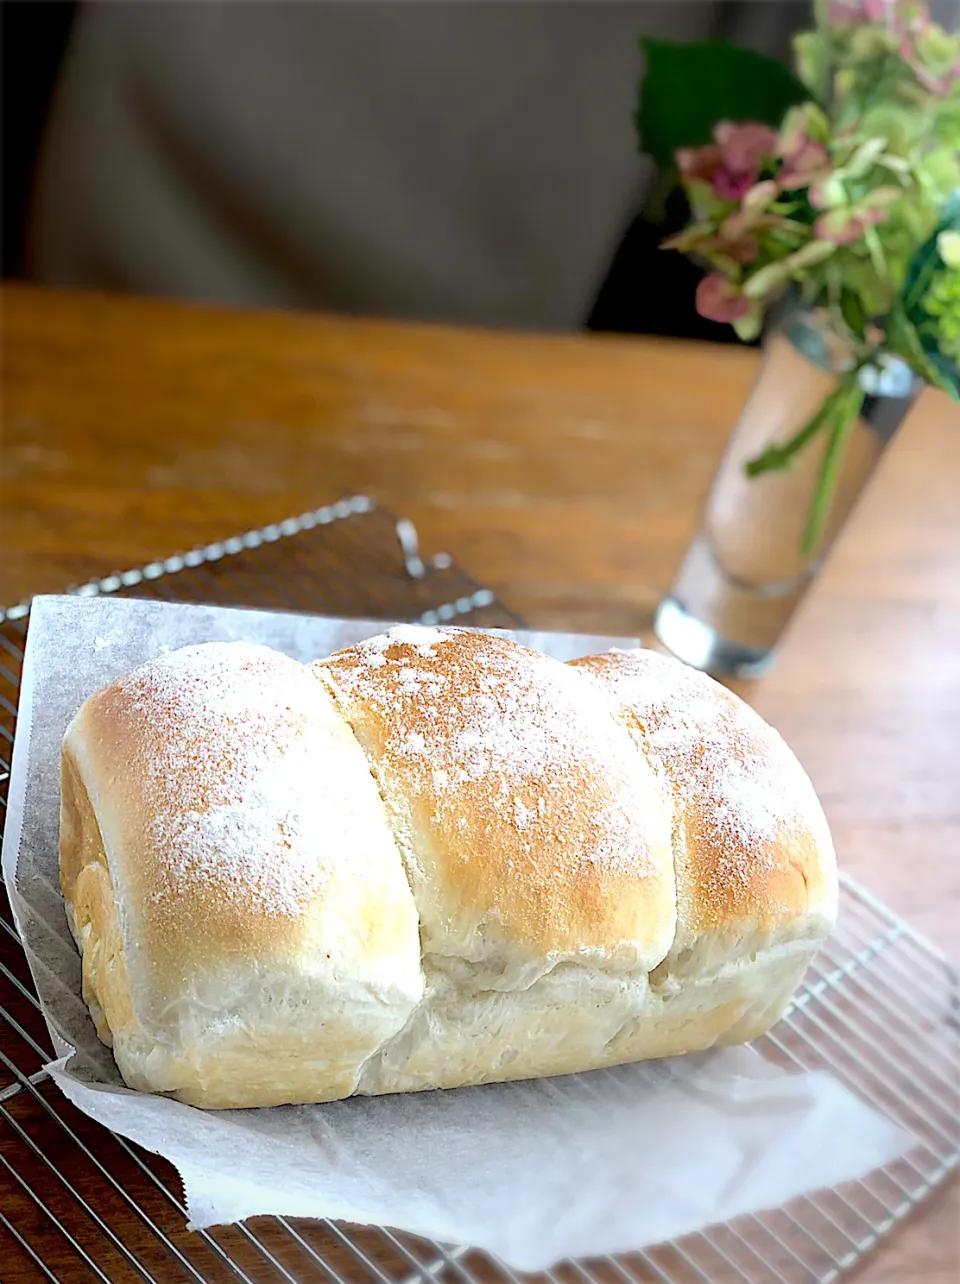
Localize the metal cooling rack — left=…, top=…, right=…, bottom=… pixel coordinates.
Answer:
left=0, top=498, right=957, bottom=1284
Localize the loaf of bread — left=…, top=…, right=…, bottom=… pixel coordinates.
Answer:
left=60, top=627, right=837, bottom=1108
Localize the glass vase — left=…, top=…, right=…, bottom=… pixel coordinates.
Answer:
left=654, top=307, right=921, bottom=678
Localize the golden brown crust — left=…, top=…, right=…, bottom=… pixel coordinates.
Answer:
left=60, top=745, right=137, bottom=1045
left=317, top=629, right=677, bottom=969
left=571, top=650, right=837, bottom=949
left=59, top=632, right=836, bottom=1108
left=59, top=641, right=424, bottom=1105
left=66, top=648, right=334, bottom=986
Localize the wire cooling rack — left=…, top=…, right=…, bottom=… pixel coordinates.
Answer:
left=1, top=498, right=957, bottom=1284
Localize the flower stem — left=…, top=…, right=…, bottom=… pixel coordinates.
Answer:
left=801, top=374, right=864, bottom=557
left=743, top=377, right=855, bottom=477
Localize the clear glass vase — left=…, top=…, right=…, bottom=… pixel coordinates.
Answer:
left=654, top=307, right=921, bottom=678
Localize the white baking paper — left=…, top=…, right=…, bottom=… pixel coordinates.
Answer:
left=3, top=595, right=913, bottom=1271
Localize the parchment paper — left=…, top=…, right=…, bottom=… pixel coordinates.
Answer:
left=2, top=595, right=912, bottom=1270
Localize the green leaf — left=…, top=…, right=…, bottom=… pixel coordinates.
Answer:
left=793, top=30, right=831, bottom=103
left=840, top=288, right=867, bottom=340
left=887, top=307, right=960, bottom=400
left=636, top=38, right=810, bottom=172
left=901, top=192, right=960, bottom=316
left=888, top=195, right=960, bottom=400
left=900, top=226, right=944, bottom=317
left=923, top=348, right=960, bottom=399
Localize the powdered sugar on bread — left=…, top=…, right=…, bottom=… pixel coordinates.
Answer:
left=60, top=629, right=837, bottom=1108
left=319, top=629, right=677, bottom=964
left=573, top=648, right=836, bottom=940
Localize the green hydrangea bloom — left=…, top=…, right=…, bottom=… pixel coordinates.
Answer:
left=915, top=260, right=960, bottom=362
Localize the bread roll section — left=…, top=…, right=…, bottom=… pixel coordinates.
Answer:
left=60, top=629, right=837, bottom=1108
left=317, top=628, right=676, bottom=1093
left=60, top=642, right=423, bottom=1108
left=573, top=650, right=838, bottom=1060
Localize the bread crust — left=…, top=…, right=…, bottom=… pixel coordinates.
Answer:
left=60, top=641, right=423, bottom=1107
left=59, top=631, right=837, bottom=1107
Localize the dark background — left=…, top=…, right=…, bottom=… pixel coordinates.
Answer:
left=0, top=0, right=738, bottom=343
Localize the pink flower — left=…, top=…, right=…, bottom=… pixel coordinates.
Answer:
left=676, top=122, right=779, bottom=206
left=864, top=0, right=898, bottom=19
left=828, top=2, right=866, bottom=22
left=695, top=274, right=752, bottom=324
left=778, top=141, right=832, bottom=190
left=713, top=168, right=755, bottom=202
left=900, top=36, right=960, bottom=92
left=714, top=121, right=780, bottom=175
left=829, top=0, right=939, bottom=34
left=677, top=144, right=722, bottom=178
left=813, top=186, right=901, bottom=242
left=829, top=0, right=901, bottom=23
left=776, top=108, right=832, bottom=191
left=814, top=205, right=889, bottom=244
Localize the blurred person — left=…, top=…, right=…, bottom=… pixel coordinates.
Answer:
left=26, top=1, right=816, bottom=331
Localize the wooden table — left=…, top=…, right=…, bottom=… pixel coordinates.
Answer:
left=1, top=283, right=958, bottom=1282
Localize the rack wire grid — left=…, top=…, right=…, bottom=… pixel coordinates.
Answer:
left=0, top=497, right=957, bottom=1284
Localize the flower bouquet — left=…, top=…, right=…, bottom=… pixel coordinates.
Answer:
left=638, top=0, right=959, bottom=557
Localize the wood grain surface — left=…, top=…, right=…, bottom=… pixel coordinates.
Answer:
left=1, top=283, right=957, bottom=1283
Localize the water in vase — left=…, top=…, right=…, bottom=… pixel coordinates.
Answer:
left=656, top=313, right=919, bottom=678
